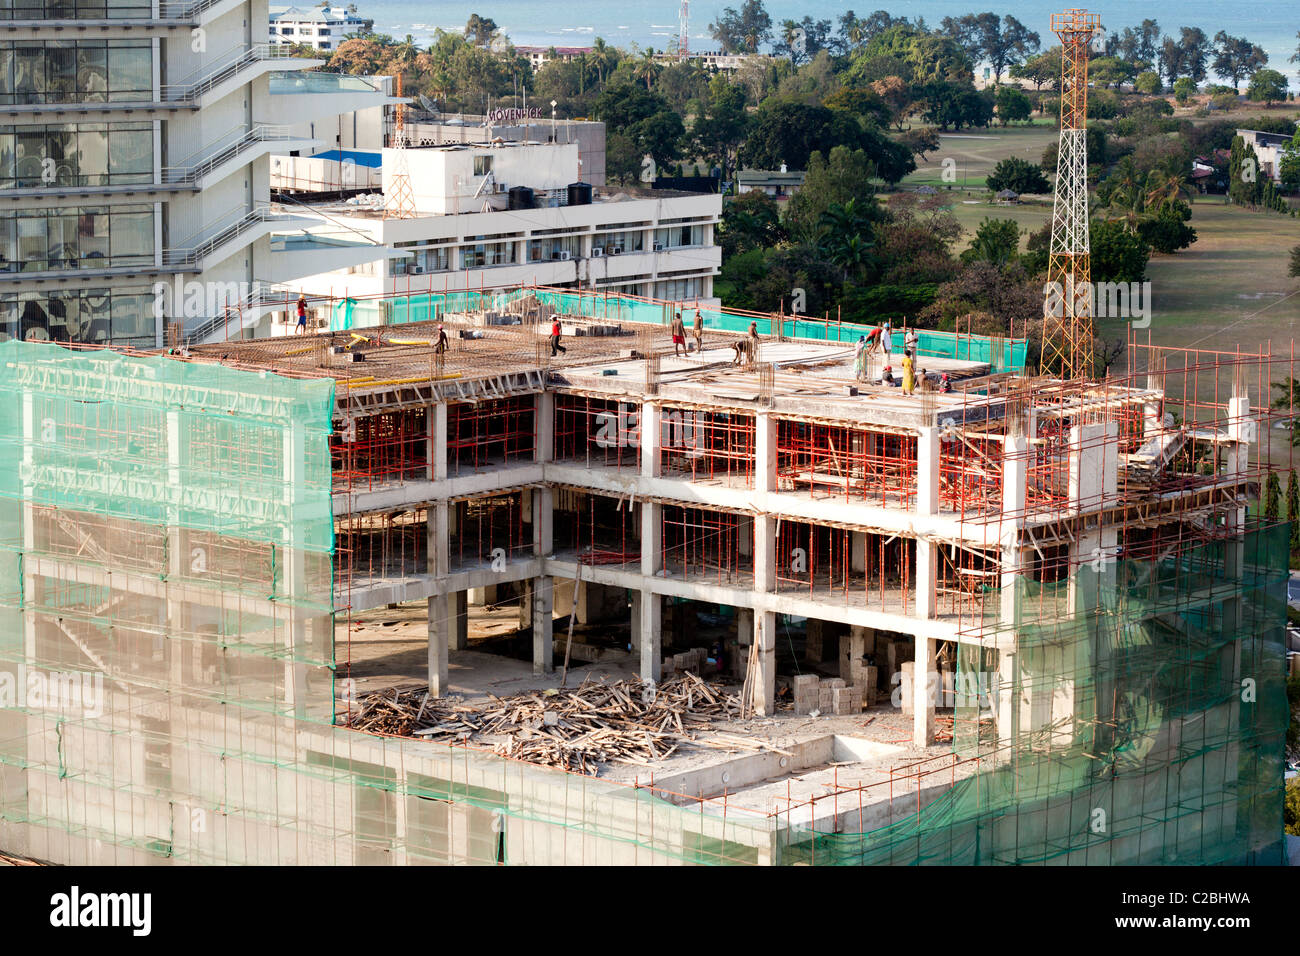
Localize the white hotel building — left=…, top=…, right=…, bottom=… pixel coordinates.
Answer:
left=282, top=140, right=722, bottom=314
left=0, top=0, right=398, bottom=347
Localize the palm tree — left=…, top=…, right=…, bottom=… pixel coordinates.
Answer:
left=635, top=49, right=660, bottom=92
left=591, top=37, right=613, bottom=86
left=1143, top=171, right=1191, bottom=210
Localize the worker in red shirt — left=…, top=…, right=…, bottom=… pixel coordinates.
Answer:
left=550, top=318, right=566, bottom=356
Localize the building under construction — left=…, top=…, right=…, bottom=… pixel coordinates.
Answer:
left=0, top=286, right=1291, bottom=865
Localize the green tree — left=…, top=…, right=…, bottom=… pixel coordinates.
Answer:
left=709, top=0, right=772, bottom=54
left=594, top=83, right=683, bottom=172
left=1247, top=68, right=1288, bottom=106
left=1134, top=71, right=1162, bottom=95
left=1089, top=56, right=1136, bottom=90
left=604, top=131, right=641, bottom=186
left=1289, top=244, right=1300, bottom=278
left=691, top=76, right=750, bottom=179
left=784, top=146, right=884, bottom=240
left=633, top=49, right=661, bottom=92
left=717, top=191, right=786, bottom=258
left=1211, top=31, right=1268, bottom=91
left=1089, top=218, right=1151, bottom=283
left=986, top=156, right=1050, bottom=194
left=1287, top=468, right=1299, bottom=554
left=1010, top=48, right=1061, bottom=94
left=961, top=217, right=1021, bottom=266
left=1264, top=471, right=1282, bottom=519
left=1173, top=77, right=1196, bottom=104
left=817, top=199, right=878, bottom=280
left=941, top=13, right=1040, bottom=82
left=994, top=85, right=1032, bottom=125
left=1229, top=135, right=1264, bottom=206
left=463, top=14, right=498, bottom=47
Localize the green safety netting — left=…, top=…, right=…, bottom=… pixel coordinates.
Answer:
left=784, top=521, right=1290, bottom=865
left=0, top=341, right=1285, bottom=865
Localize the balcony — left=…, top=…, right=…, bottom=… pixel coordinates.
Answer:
left=0, top=44, right=319, bottom=119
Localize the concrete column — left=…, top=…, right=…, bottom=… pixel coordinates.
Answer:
left=432, top=401, right=448, bottom=482
left=532, top=487, right=553, bottom=558
left=1000, top=433, right=1029, bottom=628
left=752, top=610, right=777, bottom=716
left=640, top=402, right=661, bottom=478
left=638, top=591, right=661, bottom=681
left=630, top=590, right=641, bottom=653
left=1068, top=422, right=1115, bottom=515
left=535, top=391, right=554, bottom=462
left=913, top=634, right=935, bottom=747
left=755, top=412, right=778, bottom=493
left=427, top=500, right=451, bottom=696
left=427, top=595, right=449, bottom=696
left=915, top=425, right=940, bottom=516
left=282, top=419, right=308, bottom=715
left=995, top=649, right=1019, bottom=757
left=915, top=540, right=937, bottom=620
left=754, top=515, right=775, bottom=591
left=449, top=590, right=468, bottom=651
left=531, top=576, right=553, bottom=674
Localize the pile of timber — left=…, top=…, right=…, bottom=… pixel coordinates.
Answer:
left=345, top=673, right=744, bottom=775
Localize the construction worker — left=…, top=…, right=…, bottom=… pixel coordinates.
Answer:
left=550, top=317, right=566, bottom=356
left=853, top=334, right=869, bottom=382
left=902, top=350, right=916, bottom=395
left=863, top=324, right=883, bottom=355
left=746, top=321, right=760, bottom=364
left=939, top=373, right=952, bottom=393
left=670, top=311, right=687, bottom=357
left=904, top=327, right=918, bottom=354
left=692, top=309, right=704, bottom=354
left=434, top=323, right=449, bottom=353
left=880, top=364, right=897, bottom=386
left=731, top=339, right=746, bottom=366
left=295, top=295, right=309, bottom=334
left=880, top=321, right=893, bottom=359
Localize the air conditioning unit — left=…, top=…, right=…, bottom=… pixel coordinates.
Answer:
left=556, top=250, right=572, bottom=261
left=609, top=246, right=622, bottom=256
left=412, top=266, right=425, bottom=274
left=653, top=241, right=664, bottom=252
left=591, top=246, right=604, bottom=257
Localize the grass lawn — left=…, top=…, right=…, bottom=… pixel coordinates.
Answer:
left=900, top=122, right=1060, bottom=192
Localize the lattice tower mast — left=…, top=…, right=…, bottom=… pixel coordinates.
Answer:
left=1042, top=8, right=1101, bottom=380
left=386, top=72, right=417, bottom=219
left=679, top=1, right=690, bottom=61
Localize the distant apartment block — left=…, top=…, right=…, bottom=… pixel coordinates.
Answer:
left=269, top=4, right=373, bottom=52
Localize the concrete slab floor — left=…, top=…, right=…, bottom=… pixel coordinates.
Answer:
left=335, top=600, right=971, bottom=825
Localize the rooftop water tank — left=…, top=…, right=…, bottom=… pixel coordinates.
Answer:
left=508, top=186, right=534, bottom=210
left=567, top=181, right=593, bottom=206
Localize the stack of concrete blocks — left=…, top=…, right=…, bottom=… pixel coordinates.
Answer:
left=793, top=675, right=863, bottom=716
left=832, top=685, right=863, bottom=716
left=793, top=674, right=819, bottom=714
left=848, top=661, right=879, bottom=707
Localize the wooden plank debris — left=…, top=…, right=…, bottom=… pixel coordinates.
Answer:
left=344, top=673, right=744, bottom=775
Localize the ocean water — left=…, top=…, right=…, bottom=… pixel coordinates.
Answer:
left=364, top=0, right=1300, bottom=80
